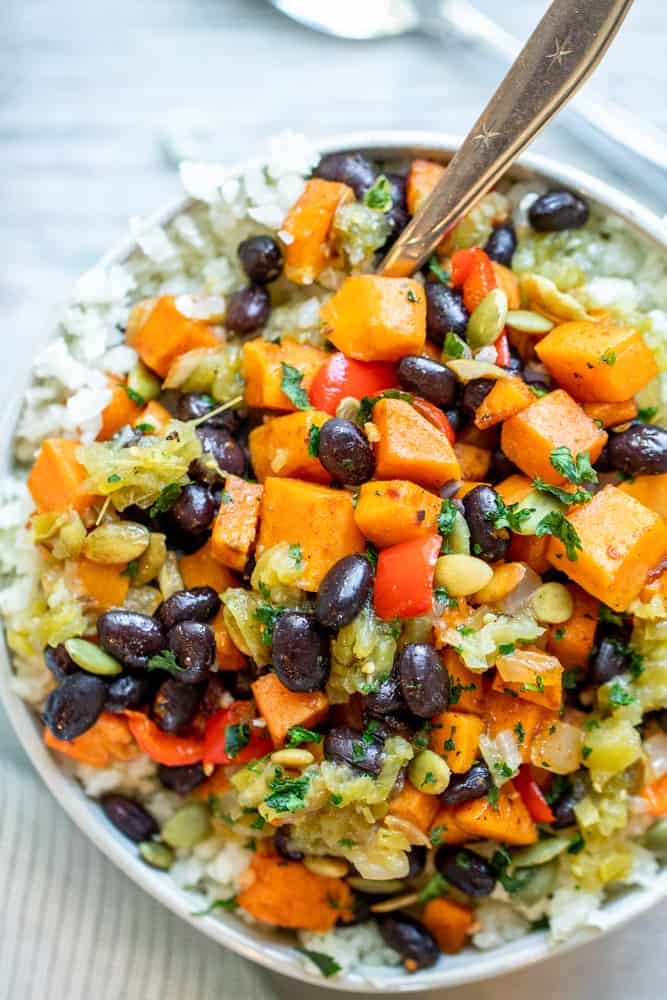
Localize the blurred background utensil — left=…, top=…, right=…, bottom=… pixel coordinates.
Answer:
left=270, top=0, right=667, bottom=205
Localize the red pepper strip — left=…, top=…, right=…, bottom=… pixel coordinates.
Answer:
left=450, top=247, right=481, bottom=287
left=203, top=702, right=272, bottom=766
left=494, top=331, right=511, bottom=368
left=450, top=247, right=497, bottom=313
left=642, top=774, right=667, bottom=817
left=309, top=353, right=398, bottom=415
left=125, top=711, right=204, bottom=766
left=411, top=397, right=456, bottom=444
left=514, top=765, right=556, bottom=824
left=374, top=534, right=441, bottom=621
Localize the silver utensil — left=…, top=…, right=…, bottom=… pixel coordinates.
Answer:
left=270, top=0, right=667, bottom=203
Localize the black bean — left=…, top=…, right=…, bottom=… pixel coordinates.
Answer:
left=274, top=824, right=304, bottom=861
left=370, top=713, right=419, bottom=741
left=425, top=283, right=469, bottom=343
left=607, top=424, right=667, bottom=477
left=176, top=392, right=246, bottom=433
left=167, top=621, right=216, bottom=683
left=529, top=190, right=589, bottom=232
left=44, top=643, right=78, bottom=681
left=523, top=361, right=552, bottom=392
left=238, top=235, right=283, bottom=285
left=406, top=845, right=427, bottom=880
left=324, top=726, right=385, bottom=775
left=157, top=762, right=206, bottom=794
left=272, top=612, right=330, bottom=692
left=362, top=668, right=407, bottom=718
left=220, top=668, right=254, bottom=701
left=151, top=678, right=206, bottom=733
left=225, top=286, right=270, bottom=334
left=169, top=483, right=217, bottom=535
left=317, top=418, right=375, bottom=485
left=384, top=172, right=409, bottom=242
left=489, top=448, right=518, bottom=482
left=462, top=378, right=495, bottom=418
left=377, top=914, right=439, bottom=972
left=589, top=635, right=627, bottom=686
left=156, top=587, right=221, bottom=630
left=551, top=774, right=587, bottom=829
left=435, top=846, right=497, bottom=897
left=655, top=709, right=667, bottom=733
left=101, top=794, right=158, bottom=843
left=462, top=485, right=510, bottom=562
left=397, top=643, right=448, bottom=719
left=315, top=554, right=373, bottom=630
left=189, top=425, right=245, bottom=485
left=397, top=355, right=458, bottom=408
left=483, top=222, right=517, bottom=266
left=440, top=762, right=492, bottom=806
left=104, top=672, right=155, bottom=713
left=200, top=674, right=227, bottom=717
left=97, top=610, right=165, bottom=670
left=444, top=408, right=464, bottom=434
left=314, top=152, right=377, bottom=199
left=43, top=674, right=106, bottom=741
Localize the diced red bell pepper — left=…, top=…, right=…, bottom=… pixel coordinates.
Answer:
left=203, top=701, right=272, bottom=765
left=450, top=247, right=481, bottom=287
left=374, top=534, right=441, bottom=620
left=514, top=765, right=556, bottom=824
left=494, top=331, right=511, bottom=368
left=411, top=397, right=456, bottom=444
left=309, top=353, right=397, bottom=415
left=451, top=247, right=497, bottom=313
left=125, top=711, right=204, bottom=766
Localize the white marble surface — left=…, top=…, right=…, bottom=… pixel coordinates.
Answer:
left=1, top=1, right=666, bottom=997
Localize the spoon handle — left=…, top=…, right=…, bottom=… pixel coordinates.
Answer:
left=380, top=0, right=634, bottom=277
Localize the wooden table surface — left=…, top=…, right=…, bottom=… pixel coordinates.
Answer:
left=1, top=1, right=665, bottom=998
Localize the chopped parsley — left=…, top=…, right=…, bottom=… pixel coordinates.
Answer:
left=416, top=873, right=449, bottom=903
left=307, top=424, right=320, bottom=457
left=637, top=406, right=658, bottom=423
left=149, top=482, right=184, bottom=516
left=428, top=255, right=450, bottom=284
left=107, top=473, right=121, bottom=483
left=548, top=446, right=597, bottom=486
left=599, top=349, right=617, bottom=365
left=135, top=422, right=156, bottom=433
left=487, top=785, right=500, bottom=811
left=264, top=774, right=309, bottom=813
left=121, top=559, right=139, bottom=580
left=494, top=762, right=514, bottom=779
left=147, top=649, right=183, bottom=674
left=364, top=174, right=393, bottom=212
left=406, top=289, right=420, bottom=304
left=280, top=363, right=311, bottom=410
left=607, top=681, right=637, bottom=706
left=286, top=726, right=322, bottom=748
left=357, top=389, right=413, bottom=426
left=582, top=746, right=592, bottom=760
left=443, top=331, right=465, bottom=359
left=430, top=825, right=445, bottom=846
left=584, top=718, right=601, bottom=732
left=543, top=775, right=570, bottom=806
left=514, top=721, right=525, bottom=746
left=289, top=543, right=303, bottom=569
left=364, top=542, right=378, bottom=570
left=491, top=847, right=531, bottom=894
left=486, top=494, right=534, bottom=533
left=498, top=642, right=516, bottom=656
left=434, top=586, right=458, bottom=609
left=220, top=489, right=233, bottom=504
left=254, top=603, right=283, bottom=644
left=448, top=679, right=477, bottom=706
left=562, top=670, right=579, bottom=689
left=567, top=831, right=585, bottom=855
left=438, top=498, right=458, bottom=539
left=338, top=837, right=356, bottom=848
left=329, top=793, right=343, bottom=807
left=421, top=771, right=437, bottom=787
left=553, top=627, right=565, bottom=640
left=521, top=675, right=545, bottom=694
left=535, top=511, right=582, bottom=561
left=224, top=722, right=251, bottom=759
left=598, top=604, right=624, bottom=627
left=533, top=476, right=593, bottom=506
left=192, top=896, right=238, bottom=916
left=125, top=385, right=144, bottom=406
left=249, top=813, right=266, bottom=831
left=297, top=949, right=341, bottom=978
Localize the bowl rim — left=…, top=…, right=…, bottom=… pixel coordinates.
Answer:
left=1, top=129, right=666, bottom=993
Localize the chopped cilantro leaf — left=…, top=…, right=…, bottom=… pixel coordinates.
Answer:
left=254, top=603, right=282, bottom=644
left=147, top=649, right=183, bottom=674
left=308, top=425, right=320, bottom=457
left=567, top=831, right=585, bottom=854
left=288, top=543, right=303, bottom=569
left=364, top=542, right=378, bottom=570
left=407, top=289, right=419, bottom=304
left=430, top=825, right=445, bottom=846
left=428, top=255, right=450, bottom=283
left=535, top=511, right=582, bottom=561
left=364, top=174, right=393, bottom=212
left=264, top=774, right=309, bottom=813
left=487, top=785, right=500, bottom=811
left=553, top=627, right=565, bottom=640
left=607, top=681, right=636, bottom=706
left=548, top=446, right=597, bottom=486
left=125, top=385, right=144, bottom=406
left=280, top=363, right=311, bottom=410
left=298, top=949, right=341, bottom=978
left=192, top=896, right=238, bottom=916
left=225, top=722, right=251, bottom=758
left=498, top=642, right=516, bottom=656
left=443, top=331, right=465, bottom=359
left=598, top=604, right=624, bottom=627
left=533, top=476, right=593, bottom=506
left=286, top=726, right=322, bottom=748
left=514, top=722, right=525, bottom=746
left=637, top=406, right=658, bottom=423
left=357, top=389, right=413, bottom=426
left=416, top=873, right=449, bottom=903
left=150, top=482, right=184, bottom=517
left=486, top=494, right=534, bottom=533
left=121, top=559, right=139, bottom=580
left=599, top=349, right=617, bottom=365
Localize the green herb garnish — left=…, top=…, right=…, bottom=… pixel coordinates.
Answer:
left=535, top=511, right=582, bottom=561
left=286, top=725, right=322, bottom=748
left=280, top=363, right=311, bottom=410
left=150, top=482, right=184, bottom=517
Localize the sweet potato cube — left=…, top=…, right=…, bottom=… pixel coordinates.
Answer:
left=582, top=399, right=638, bottom=428
left=474, top=377, right=534, bottom=430
left=453, top=443, right=491, bottom=482
left=508, top=533, right=551, bottom=575
left=237, top=855, right=353, bottom=931
left=256, top=478, right=364, bottom=591
left=494, top=648, right=563, bottom=711
left=452, top=781, right=537, bottom=846
left=406, top=158, right=445, bottom=215
left=547, top=584, right=598, bottom=668
left=210, top=474, right=263, bottom=572
left=28, top=439, right=96, bottom=514
left=491, top=263, right=521, bottom=309
left=320, top=275, right=426, bottom=362
left=133, top=400, right=172, bottom=434
left=547, top=484, right=667, bottom=611
left=387, top=782, right=440, bottom=833
left=242, top=338, right=327, bottom=411
left=98, top=378, right=143, bottom=440
left=251, top=672, right=328, bottom=747
left=430, top=711, right=483, bottom=774
left=281, top=178, right=354, bottom=285
left=501, top=389, right=607, bottom=484
left=68, top=558, right=129, bottom=611
left=354, top=479, right=442, bottom=547
left=210, top=608, right=246, bottom=671
left=127, top=295, right=220, bottom=377
left=495, top=474, right=533, bottom=506
left=422, top=897, right=474, bottom=954
left=535, top=321, right=658, bottom=402
left=442, top=649, right=485, bottom=714
left=373, top=398, right=460, bottom=491
left=44, top=712, right=137, bottom=769
left=484, top=689, right=557, bottom=764
left=180, top=539, right=239, bottom=593
left=429, top=805, right=470, bottom=846
left=619, top=473, right=667, bottom=522
left=248, top=410, right=331, bottom=484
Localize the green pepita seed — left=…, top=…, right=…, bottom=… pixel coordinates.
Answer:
left=446, top=358, right=510, bottom=383
left=506, top=309, right=555, bottom=334
left=440, top=332, right=471, bottom=363
left=511, top=837, right=569, bottom=868
left=644, top=816, right=667, bottom=853
left=127, top=359, right=161, bottom=404
left=448, top=509, right=472, bottom=555
left=133, top=533, right=167, bottom=586
left=408, top=750, right=451, bottom=796
left=64, top=638, right=123, bottom=676
left=466, top=289, right=508, bottom=349
left=139, top=840, right=175, bottom=870
left=161, top=803, right=212, bottom=849
left=83, top=521, right=150, bottom=564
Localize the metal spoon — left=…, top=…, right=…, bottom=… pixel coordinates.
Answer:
left=380, top=0, right=636, bottom=276
left=270, top=0, right=667, bottom=202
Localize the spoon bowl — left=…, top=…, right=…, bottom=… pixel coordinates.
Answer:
left=270, top=0, right=419, bottom=39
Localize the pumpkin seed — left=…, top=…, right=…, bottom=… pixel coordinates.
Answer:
left=521, top=273, right=590, bottom=322
left=448, top=509, right=472, bottom=555
left=383, top=814, right=432, bottom=848
left=467, top=289, right=508, bottom=349
left=139, top=840, right=175, bottom=870
left=83, top=521, right=150, bottom=564
left=506, top=309, right=555, bottom=334
left=133, top=533, right=167, bottom=586
left=435, top=553, right=493, bottom=596
left=127, top=359, right=161, bottom=404
left=158, top=551, right=184, bottom=599
left=446, top=359, right=511, bottom=383
left=531, top=582, right=574, bottom=623
left=347, top=877, right=407, bottom=895
left=303, top=856, right=349, bottom=878
left=124, top=585, right=162, bottom=615
left=64, top=638, right=123, bottom=676
left=511, top=838, right=569, bottom=868
left=161, top=803, right=212, bottom=849
left=335, top=396, right=361, bottom=421
left=408, top=750, right=451, bottom=796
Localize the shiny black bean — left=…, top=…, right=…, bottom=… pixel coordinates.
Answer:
left=167, top=621, right=216, bottom=683
left=315, top=554, right=373, bottom=630
left=406, top=845, right=427, bottom=880
left=377, top=914, right=439, bottom=972
left=220, top=668, right=254, bottom=701
left=398, top=643, right=449, bottom=719
left=435, top=846, right=497, bottom=897
left=156, top=587, right=221, bottom=629
left=201, top=674, right=227, bottom=717
left=655, top=709, right=667, bottom=733
left=462, top=378, right=494, bottom=418
left=104, top=673, right=155, bottom=713
left=551, top=774, right=587, bottom=829
left=157, top=762, right=206, bottom=794
left=101, top=794, right=158, bottom=843
left=523, top=361, right=552, bottom=391
left=324, top=726, right=385, bottom=775
left=483, top=222, right=517, bottom=266
left=274, top=824, right=304, bottom=861
left=529, top=190, right=589, bottom=232
left=317, top=418, right=375, bottom=485
left=425, top=283, right=469, bottom=343
left=189, top=426, right=246, bottom=484
left=238, top=235, right=283, bottom=285
left=462, top=485, right=510, bottom=562
left=489, top=448, right=518, bottom=483
left=169, top=483, right=217, bottom=535
left=97, top=610, right=165, bottom=669
left=607, top=424, right=667, bottom=476
left=589, top=635, right=627, bottom=686
left=151, top=679, right=206, bottom=733
left=444, top=408, right=464, bottom=434
left=370, top=713, right=419, bottom=741
left=176, top=392, right=246, bottom=433
left=440, top=762, right=492, bottom=806
left=225, top=286, right=270, bottom=334
left=384, top=172, right=409, bottom=242
left=397, top=355, right=458, bottom=408
left=272, top=612, right=330, bottom=692
left=362, top=668, right=407, bottom=718
left=44, top=643, right=78, bottom=681
left=43, top=674, right=106, bottom=741
left=314, top=152, right=377, bottom=199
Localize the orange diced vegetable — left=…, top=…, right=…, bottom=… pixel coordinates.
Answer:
left=430, top=711, right=484, bottom=774
left=44, top=713, right=137, bottom=768
left=256, top=477, right=364, bottom=591
left=373, top=397, right=460, bottom=490
left=547, top=484, right=667, bottom=611
left=237, top=854, right=353, bottom=931
left=210, top=608, right=246, bottom=670
left=406, top=159, right=445, bottom=215
left=642, top=774, right=667, bottom=817
left=242, top=338, right=327, bottom=411
left=320, top=276, right=427, bottom=362
left=210, top=474, right=263, bottom=572
left=248, top=410, right=331, bottom=484
left=484, top=689, right=557, bottom=764
left=442, top=649, right=485, bottom=714
left=127, top=295, right=220, bottom=377
left=98, top=378, right=143, bottom=440
left=192, top=766, right=231, bottom=802
left=474, top=377, right=535, bottom=430
left=501, top=389, right=607, bottom=484
left=494, top=648, right=563, bottom=711
left=454, top=481, right=488, bottom=500
left=429, top=806, right=470, bottom=846
left=582, top=399, right=638, bottom=428
left=422, top=897, right=474, bottom=954
left=251, top=672, right=328, bottom=747
left=491, top=262, right=521, bottom=309
left=452, top=781, right=537, bottom=845
left=546, top=584, right=598, bottom=668
left=535, top=321, right=658, bottom=402
left=180, top=539, right=239, bottom=593
left=68, top=558, right=129, bottom=611
left=453, top=442, right=491, bottom=482
left=495, top=474, right=533, bottom=506
left=281, top=178, right=354, bottom=285
left=353, top=479, right=442, bottom=547
left=387, top=782, right=440, bottom=833
left=619, top=473, right=667, bottom=521
left=28, top=439, right=97, bottom=514
left=133, top=400, right=172, bottom=433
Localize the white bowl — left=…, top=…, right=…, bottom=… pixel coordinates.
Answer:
left=1, top=131, right=666, bottom=993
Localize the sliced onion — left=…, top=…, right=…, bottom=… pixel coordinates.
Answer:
left=495, top=565, right=542, bottom=615
left=530, top=720, right=583, bottom=774
left=644, top=731, right=667, bottom=781
left=163, top=347, right=220, bottom=389
left=479, top=731, right=521, bottom=786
